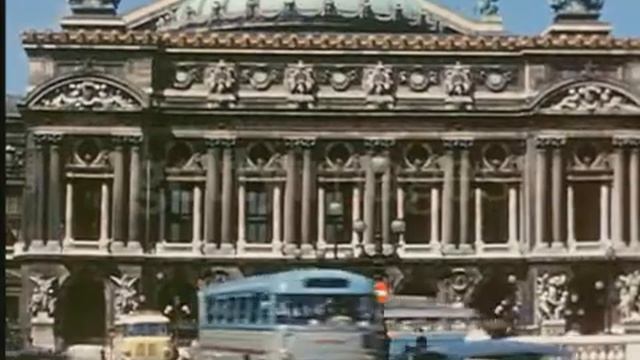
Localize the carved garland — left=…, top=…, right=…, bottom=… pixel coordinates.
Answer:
left=543, top=83, right=640, bottom=114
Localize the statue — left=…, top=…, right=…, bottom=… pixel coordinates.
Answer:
left=616, top=270, right=640, bottom=321
left=549, top=0, right=604, bottom=15
left=111, top=275, right=141, bottom=319
left=477, top=0, right=499, bottom=17
left=536, top=273, right=570, bottom=321
left=29, top=276, right=58, bottom=317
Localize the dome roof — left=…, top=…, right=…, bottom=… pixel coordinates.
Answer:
left=157, top=0, right=449, bottom=32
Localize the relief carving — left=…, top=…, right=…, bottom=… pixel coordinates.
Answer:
left=616, top=270, right=640, bottom=321
left=318, top=68, right=359, bottom=92
left=399, top=68, right=438, bottom=92
left=443, top=63, right=474, bottom=97
left=241, top=66, right=282, bottom=91
left=110, top=275, right=141, bottom=319
left=204, top=60, right=237, bottom=94
left=536, top=272, right=570, bottom=322
left=284, top=61, right=316, bottom=96
left=35, top=80, right=140, bottom=110
left=478, top=68, right=514, bottom=93
left=362, top=62, right=394, bottom=96
left=29, top=275, right=58, bottom=317
left=438, top=268, right=482, bottom=308
left=546, top=84, right=640, bottom=113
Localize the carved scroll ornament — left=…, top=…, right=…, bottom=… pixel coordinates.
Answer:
left=34, top=79, right=141, bottom=110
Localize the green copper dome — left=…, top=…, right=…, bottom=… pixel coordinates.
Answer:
left=158, top=0, right=447, bottom=32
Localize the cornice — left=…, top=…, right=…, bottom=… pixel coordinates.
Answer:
left=21, top=31, right=640, bottom=52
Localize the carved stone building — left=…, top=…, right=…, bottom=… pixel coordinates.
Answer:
left=9, top=0, right=640, bottom=350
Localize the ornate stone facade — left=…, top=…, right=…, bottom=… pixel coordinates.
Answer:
left=7, top=0, right=640, bottom=350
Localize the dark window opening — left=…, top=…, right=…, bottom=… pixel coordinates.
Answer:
left=165, top=184, right=193, bottom=243
left=574, top=182, right=601, bottom=242
left=246, top=183, right=272, bottom=243
left=73, top=179, right=103, bottom=241
left=404, top=185, right=432, bottom=244
left=325, top=184, right=353, bottom=245
left=481, top=183, right=509, bottom=244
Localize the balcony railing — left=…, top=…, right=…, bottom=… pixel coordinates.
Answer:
left=516, top=334, right=640, bottom=360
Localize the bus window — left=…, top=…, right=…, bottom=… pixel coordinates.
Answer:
left=206, top=296, right=215, bottom=323
left=215, top=299, right=225, bottom=324
left=249, top=295, right=259, bottom=324
left=238, top=297, right=248, bottom=324
left=259, top=294, right=271, bottom=324
left=126, top=323, right=169, bottom=337
left=226, top=298, right=236, bottom=323
left=275, top=295, right=375, bottom=325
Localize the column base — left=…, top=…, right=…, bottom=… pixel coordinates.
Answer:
left=29, top=240, right=62, bottom=254
left=300, top=243, right=315, bottom=258
left=282, top=243, right=299, bottom=257
left=458, top=243, right=474, bottom=254
left=219, top=242, right=236, bottom=255
left=362, top=243, right=377, bottom=256
left=540, top=319, right=566, bottom=336
left=31, top=313, right=55, bottom=350
left=550, top=241, right=565, bottom=249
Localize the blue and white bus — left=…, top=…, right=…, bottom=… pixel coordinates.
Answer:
left=194, top=269, right=384, bottom=360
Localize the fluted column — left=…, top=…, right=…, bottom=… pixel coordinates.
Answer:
left=47, top=134, right=63, bottom=243
left=128, top=136, right=143, bottom=245
left=441, top=140, right=456, bottom=249
left=33, top=134, right=47, bottom=242
left=111, top=137, right=126, bottom=243
left=204, top=140, right=221, bottom=245
left=300, top=139, right=315, bottom=249
left=535, top=138, right=549, bottom=248
left=220, top=139, right=236, bottom=249
left=458, top=139, right=473, bottom=251
left=630, top=140, right=640, bottom=249
left=550, top=137, right=566, bottom=248
left=612, top=137, right=627, bottom=247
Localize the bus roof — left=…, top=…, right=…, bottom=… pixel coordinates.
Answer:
left=422, top=339, right=567, bottom=358
left=200, top=269, right=373, bottom=296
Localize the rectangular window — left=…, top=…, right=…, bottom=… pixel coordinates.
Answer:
left=5, top=190, right=21, bottom=216
left=165, top=184, right=193, bottom=243
left=215, top=299, right=225, bottom=323
left=481, top=183, right=509, bottom=244
left=246, top=183, right=272, bottom=244
left=574, top=182, right=601, bottom=242
left=404, top=185, right=432, bottom=244
left=226, top=298, right=236, bottom=323
left=73, top=179, right=103, bottom=241
left=325, top=184, right=353, bottom=245
left=249, top=295, right=260, bottom=324
left=238, top=297, right=248, bottom=324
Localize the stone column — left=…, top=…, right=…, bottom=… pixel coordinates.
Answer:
left=220, top=138, right=236, bottom=253
left=381, top=152, right=391, bottom=246
left=47, top=134, right=63, bottom=244
left=204, top=140, right=221, bottom=248
left=99, top=183, right=110, bottom=249
left=600, top=184, right=610, bottom=244
left=430, top=187, right=440, bottom=247
left=33, top=135, right=47, bottom=243
left=567, top=185, right=576, bottom=251
left=192, top=185, right=203, bottom=249
left=458, top=139, right=473, bottom=252
left=612, top=137, right=627, bottom=248
left=441, top=140, right=456, bottom=249
left=273, top=185, right=283, bottom=249
left=508, top=186, right=519, bottom=248
left=111, top=137, right=126, bottom=244
left=127, top=136, right=143, bottom=248
left=363, top=152, right=375, bottom=248
left=283, top=139, right=300, bottom=251
left=474, top=188, right=483, bottom=250
left=535, top=138, right=549, bottom=249
left=65, top=183, right=73, bottom=243
left=300, top=139, right=315, bottom=254
left=550, top=137, right=566, bottom=249
left=630, top=140, right=640, bottom=249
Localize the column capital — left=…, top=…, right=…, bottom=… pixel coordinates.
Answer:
left=613, top=136, right=640, bottom=149
left=535, top=136, right=566, bottom=149
left=284, top=138, right=316, bottom=150
left=443, top=138, right=474, bottom=150
left=364, top=138, right=396, bottom=152
left=112, top=135, right=143, bottom=147
left=34, top=133, right=64, bottom=146
left=206, top=137, right=237, bottom=149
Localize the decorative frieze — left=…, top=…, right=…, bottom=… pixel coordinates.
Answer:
left=172, top=66, right=200, bottom=90
left=34, top=133, right=64, bottom=146
left=284, top=138, right=316, bottom=150
left=29, top=275, right=58, bottom=318
left=240, top=66, right=282, bottom=91
left=535, top=136, right=566, bottom=149
left=34, top=79, right=140, bottom=111
left=443, top=138, right=474, bottom=150
left=364, top=138, right=396, bottom=152
left=399, top=68, right=439, bottom=92
left=317, top=68, right=360, bottom=92
left=478, top=67, right=514, bottom=93
left=613, top=136, right=640, bottom=149
left=443, top=63, right=474, bottom=97
left=545, top=84, right=640, bottom=113
left=363, top=62, right=395, bottom=96
left=284, top=61, right=316, bottom=96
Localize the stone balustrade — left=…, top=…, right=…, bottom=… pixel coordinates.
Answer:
left=517, top=334, right=640, bottom=360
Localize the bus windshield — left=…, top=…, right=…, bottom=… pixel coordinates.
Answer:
left=275, top=295, right=376, bottom=325
left=125, top=323, right=169, bottom=337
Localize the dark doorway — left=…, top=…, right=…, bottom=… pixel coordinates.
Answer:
left=157, top=278, right=198, bottom=345
left=56, top=272, right=106, bottom=346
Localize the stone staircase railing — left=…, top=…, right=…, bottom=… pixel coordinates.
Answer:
left=515, top=334, right=640, bottom=360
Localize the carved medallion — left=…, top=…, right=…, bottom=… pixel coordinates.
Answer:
left=173, top=66, right=200, bottom=90
left=479, top=68, right=513, bottom=93
left=241, top=67, right=281, bottom=91
left=400, top=69, right=438, bottom=92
